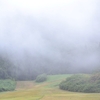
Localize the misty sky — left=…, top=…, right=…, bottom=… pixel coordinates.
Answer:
left=0, top=0, right=100, bottom=71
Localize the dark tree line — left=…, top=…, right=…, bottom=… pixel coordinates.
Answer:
left=0, top=56, right=14, bottom=79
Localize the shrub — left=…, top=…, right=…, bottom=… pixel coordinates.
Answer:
left=0, top=79, right=16, bottom=92
left=59, top=74, right=100, bottom=93
left=35, top=74, right=47, bottom=82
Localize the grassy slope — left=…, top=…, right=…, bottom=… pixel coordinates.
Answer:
left=0, top=74, right=100, bottom=100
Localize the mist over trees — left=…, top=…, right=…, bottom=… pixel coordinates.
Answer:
left=0, top=43, right=100, bottom=80
left=0, top=0, right=100, bottom=80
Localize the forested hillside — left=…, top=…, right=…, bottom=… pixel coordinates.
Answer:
left=0, top=55, right=14, bottom=79
left=0, top=44, right=100, bottom=81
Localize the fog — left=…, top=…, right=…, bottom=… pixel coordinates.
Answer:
left=0, top=0, right=100, bottom=75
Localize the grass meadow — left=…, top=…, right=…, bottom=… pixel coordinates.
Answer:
left=0, top=74, right=100, bottom=100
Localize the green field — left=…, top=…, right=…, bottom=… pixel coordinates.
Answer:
left=0, top=74, right=100, bottom=100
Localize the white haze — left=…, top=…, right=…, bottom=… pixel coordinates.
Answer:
left=0, top=0, right=100, bottom=72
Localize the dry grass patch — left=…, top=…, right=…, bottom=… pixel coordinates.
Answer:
left=16, top=81, right=35, bottom=90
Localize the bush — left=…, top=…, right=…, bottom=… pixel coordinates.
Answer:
left=59, top=74, right=100, bottom=93
left=35, top=74, right=47, bottom=83
left=0, top=79, right=16, bottom=92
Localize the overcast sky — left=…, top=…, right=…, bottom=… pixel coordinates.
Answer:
left=0, top=0, right=100, bottom=70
